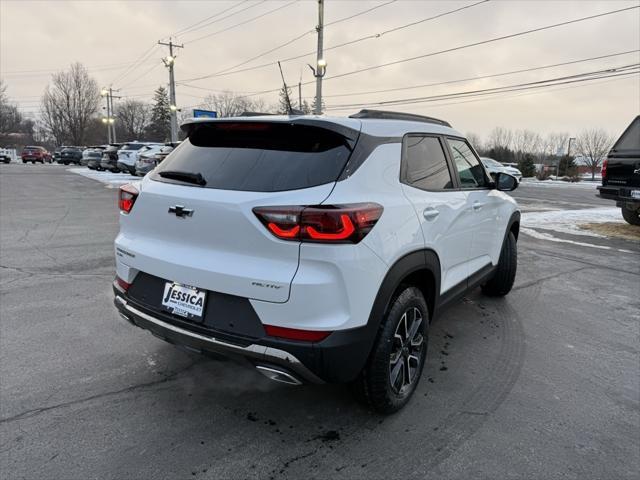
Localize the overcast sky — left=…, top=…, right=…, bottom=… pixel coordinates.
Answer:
left=1, top=0, right=639, bottom=140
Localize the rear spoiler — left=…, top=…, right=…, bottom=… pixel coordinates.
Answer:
left=180, top=117, right=361, bottom=150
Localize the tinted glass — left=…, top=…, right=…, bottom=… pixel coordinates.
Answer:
left=153, top=123, right=351, bottom=192
left=447, top=138, right=488, bottom=188
left=613, top=117, right=639, bottom=150
left=403, top=136, right=453, bottom=190
left=123, top=143, right=145, bottom=151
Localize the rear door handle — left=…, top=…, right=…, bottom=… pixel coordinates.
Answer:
left=472, top=201, right=485, bottom=211
left=423, top=207, right=440, bottom=221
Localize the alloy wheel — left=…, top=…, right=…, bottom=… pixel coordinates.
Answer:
left=389, top=307, right=424, bottom=395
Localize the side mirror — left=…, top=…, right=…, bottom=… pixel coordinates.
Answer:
left=495, top=172, right=518, bottom=191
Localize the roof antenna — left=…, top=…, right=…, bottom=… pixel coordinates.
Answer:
left=278, top=61, right=302, bottom=115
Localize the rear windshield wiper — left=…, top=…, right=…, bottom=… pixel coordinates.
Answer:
left=158, top=170, right=207, bottom=186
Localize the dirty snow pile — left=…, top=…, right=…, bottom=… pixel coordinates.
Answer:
left=521, top=208, right=623, bottom=238
left=67, top=167, right=139, bottom=187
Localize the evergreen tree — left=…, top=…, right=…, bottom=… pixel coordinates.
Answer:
left=145, top=86, right=171, bottom=142
left=277, top=85, right=293, bottom=114
left=311, top=96, right=325, bottom=115
left=518, top=153, right=537, bottom=178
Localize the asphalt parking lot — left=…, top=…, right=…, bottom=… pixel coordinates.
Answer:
left=1, top=164, right=638, bottom=479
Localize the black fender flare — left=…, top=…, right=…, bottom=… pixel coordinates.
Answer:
left=504, top=210, right=521, bottom=246
left=311, top=249, right=441, bottom=383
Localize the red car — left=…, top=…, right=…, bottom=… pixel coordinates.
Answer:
left=21, top=146, right=51, bottom=164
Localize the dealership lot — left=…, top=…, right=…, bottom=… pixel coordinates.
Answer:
left=1, top=164, right=638, bottom=479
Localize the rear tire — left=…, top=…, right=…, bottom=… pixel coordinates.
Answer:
left=482, top=231, right=517, bottom=297
left=353, top=286, right=429, bottom=414
left=621, top=207, right=640, bottom=226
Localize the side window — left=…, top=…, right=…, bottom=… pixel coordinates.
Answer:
left=402, top=135, right=453, bottom=190
left=446, top=138, right=488, bottom=188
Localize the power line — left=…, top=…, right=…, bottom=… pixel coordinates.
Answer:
left=326, top=64, right=639, bottom=110
left=118, top=62, right=164, bottom=90
left=179, top=0, right=490, bottom=82
left=184, top=1, right=297, bottom=45
left=328, top=73, right=639, bottom=113
left=110, top=43, right=160, bottom=86
left=170, top=0, right=251, bottom=38
left=210, top=29, right=315, bottom=77
left=324, top=0, right=398, bottom=27
left=323, top=49, right=640, bottom=99
left=323, top=5, right=640, bottom=83
left=176, top=1, right=265, bottom=39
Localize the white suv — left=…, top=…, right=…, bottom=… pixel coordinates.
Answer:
left=112, top=110, right=520, bottom=413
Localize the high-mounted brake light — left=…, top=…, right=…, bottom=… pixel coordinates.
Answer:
left=264, top=325, right=332, bottom=342
left=119, top=184, right=139, bottom=214
left=253, top=203, right=383, bottom=244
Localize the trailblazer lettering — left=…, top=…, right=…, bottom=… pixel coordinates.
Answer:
left=163, top=285, right=204, bottom=307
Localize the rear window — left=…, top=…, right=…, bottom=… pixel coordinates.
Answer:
left=612, top=117, right=639, bottom=151
left=122, top=143, right=146, bottom=151
left=152, top=122, right=352, bottom=192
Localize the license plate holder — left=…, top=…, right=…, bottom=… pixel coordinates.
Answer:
left=161, top=282, right=206, bottom=320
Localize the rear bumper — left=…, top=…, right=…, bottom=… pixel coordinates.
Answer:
left=597, top=185, right=640, bottom=207
left=117, top=162, right=134, bottom=173
left=113, top=282, right=375, bottom=384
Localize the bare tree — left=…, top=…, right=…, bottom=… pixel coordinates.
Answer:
left=201, top=91, right=267, bottom=118
left=576, top=128, right=615, bottom=180
left=40, top=63, right=100, bottom=145
left=487, top=127, right=512, bottom=151
left=115, top=99, right=149, bottom=141
left=542, top=132, right=570, bottom=158
left=0, top=80, right=23, bottom=135
left=512, top=129, right=542, bottom=162
left=466, top=132, right=482, bottom=151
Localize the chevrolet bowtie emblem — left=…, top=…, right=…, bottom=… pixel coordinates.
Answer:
left=168, top=205, right=194, bottom=218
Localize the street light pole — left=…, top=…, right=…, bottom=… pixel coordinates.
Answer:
left=101, top=88, right=111, bottom=143
left=159, top=38, right=184, bottom=143
left=314, top=0, right=324, bottom=114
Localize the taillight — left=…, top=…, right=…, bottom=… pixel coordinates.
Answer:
left=264, top=324, right=331, bottom=342
left=119, top=184, right=139, bottom=214
left=601, top=158, right=608, bottom=180
left=115, top=276, right=130, bottom=292
left=253, top=203, right=383, bottom=244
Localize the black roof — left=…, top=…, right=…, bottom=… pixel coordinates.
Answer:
left=349, top=109, right=451, bottom=127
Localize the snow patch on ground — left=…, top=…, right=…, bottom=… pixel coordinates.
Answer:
left=521, top=207, right=623, bottom=238
left=520, top=179, right=599, bottom=189
left=68, top=167, right=139, bottom=187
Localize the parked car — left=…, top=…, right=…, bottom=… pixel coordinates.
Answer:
left=53, top=146, right=68, bottom=163
left=112, top=110, right=520, bottom=413
left=134, top=144, right=176, bottom=176
left=82, top=147, right=106, bottom=167
left=0, top=149, right=11, bottom=163
left=21, top=146, right=49, bottom=164
left=597, top=115, right=640, bottom=225
left=480, top=157, right=522, bottom=182
left=100, top=143, right=123, bottom=172
left=117, top=142, right=159, bottom=175
left=60, top=147, right=83, bottom=165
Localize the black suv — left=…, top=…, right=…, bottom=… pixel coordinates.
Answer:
left=597, top=116, right=640, bottom=225
left=60, top=147, right=83, bottom=165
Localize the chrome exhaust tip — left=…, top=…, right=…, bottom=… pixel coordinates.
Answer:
left=256, top=365, right=302, bottom=386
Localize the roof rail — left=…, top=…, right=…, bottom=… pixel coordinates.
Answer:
left=349, top=109, right=451, bottom=127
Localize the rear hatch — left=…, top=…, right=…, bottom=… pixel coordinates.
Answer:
left=116, top=119, right=360, bottom=303
left=118, top=143, right=147, bottom=166
left=605, top=116, right=640, bottom=188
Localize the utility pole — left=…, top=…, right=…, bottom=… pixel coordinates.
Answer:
left=313, top=0, right=325, bottom=115
left=298, top=81, right=302, bottom=111
left=109, top=87, right=121, bottom=143
left=159, top=38, right=184, bottom=143
left=101, top=88, right=119, bottom=143
left=556, top=137, right=576, bottom=178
